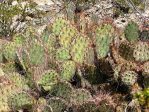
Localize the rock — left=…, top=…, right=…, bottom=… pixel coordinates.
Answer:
left=32, top=0, right=55, bottom=6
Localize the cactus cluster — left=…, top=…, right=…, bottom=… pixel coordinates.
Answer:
left=0, top=16, right=149, bottom=112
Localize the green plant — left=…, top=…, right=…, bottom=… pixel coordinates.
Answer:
left=49, top=81, right=73, bottom=101
left=0, top=72, right=28, bottom=111
left=8, top=92, right=35, bottom=111
left=134, top=88, right=149, bottom=108
left=37, top=70, right=59, bottom=91
left=95, top=23, right=114, bottom=59
left=56, top=47, right=71, bottom=61
left=71, top=35, right=90, bottom=64
left=121, top=71, right=138, bottom=85
left=133, top=41, right=149, bottom=62
left=71, top=89, right=92, bottom=105
left=124, top=21, right=139, bottom=42
left=60, top=60, right=76, bottom=81
left=46, top=97, right=68, bottom=112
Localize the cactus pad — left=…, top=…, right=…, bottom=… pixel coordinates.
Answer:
left=124, top=21, right=139, bottom=42
left=95, top=23, right=114, bottom=59
left=27, top=42, right=45, bottom=66
left=71, top=89, right=92, bottom=105
left=2, top=42, right=18, bottom=62
left=47, top=97, right=68, bottom=112
left=60, top=60, right=76, bottom=81
left=56, top=47, right=71, bottom=61
left=49, top=81, right=73, bottom=101
left=133, top=42, right=149, bottom=62
left=37, top=70, right=59, bottom=91
left=121, top=71, right=138, bottom=85
left=8, top=92, right=34, bottom=111
left=118, top=42, right=134, bottom=61
left=71, top=35, right=90, bottom=64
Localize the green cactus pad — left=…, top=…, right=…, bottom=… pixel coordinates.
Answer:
left=71, top=89, right=92, bottom=105
left=60, top=60, right=76, bottom=81
left=28, top=42, right=45, bottom=66
left=44, top=35, right=57, bottom=62
left=8, top=92, right=34, bottom=111
left=124, top=21, right=139, bottom=42
left=121, top=71, right=138, bottom=85
left=0, top=72, right=28, bottom=111
left=52, top=18, right=68, bottom=36
left=2, top=62, right=17, bottom=73
left=13, top=34, right=26, bottom=45
left=133, top=42, right=149, bottom=62
left=56, top=47, right=71, bottom=61
left=47, top=97, right=68, bottom=112
left=37, top=70, right=59, bottom=91
left=7, top=72, right=28, bottom=89
left=59, top=26, right=76, bottom=48
left=95, top=23, right=114, bottom=59
left=46, top=33, right=56, bottom=45
left=2, top=42, right=18, bottom=62
left=71, top=35, right=90, bottom=64
left=49, top=81, right=73, bottom=101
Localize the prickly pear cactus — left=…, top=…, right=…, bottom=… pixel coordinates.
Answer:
left=29, top=43, right=45, bottom=66
left=49, top=81, right=73, bottom=101
left=59, top=25, right=76, bottom=48
left=2, top=42, right=18, bottom=62
left=56, top=47, right=71, bottom=61
left=0, top=72, right=28, bottom=111
left=52, top=18, right=68, bottom=36
left=52, top=18, right=76, bottom=48
left=22, top=41, right=45, bottom=67
left=121, top=71, right=138, bottom=85
left=118, top=42, right=134, bottom=61
left=71, top=35, right=90, bottom=64
left=37, top=70, right=59, bottom=91
left=46, top=97, right=68, bottom=112
left=71, top=89, right=92, bottom=105
left=1, top=62, right=17, bottom=74
left=45, top=34, right=56, bottom=59
left=133, top=41, right=149, bottom=62
left=124, top=21, right=139, bottom=42
left=8, top=92, right=35, bottom=111
left=60, top=60, right=76, bottom=81
left=95, top=23, right=114, bottom=59
left=13, top=34, right=26, bottom=45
